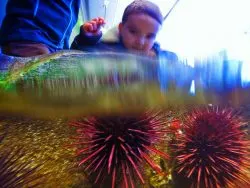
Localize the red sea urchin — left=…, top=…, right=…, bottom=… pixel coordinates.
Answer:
left=175, top=106, right=250, bottom=188
left=70, top=111, right=170, bottom=188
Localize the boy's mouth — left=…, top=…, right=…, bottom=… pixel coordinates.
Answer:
left=131, top=47, right=144, bottom=52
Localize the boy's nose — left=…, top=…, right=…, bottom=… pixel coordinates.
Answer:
left=135, top=37, right=145, bottom=46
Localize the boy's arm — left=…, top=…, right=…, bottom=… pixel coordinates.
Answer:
left=70, top=17, right=105, bottom=50
left=71, top=33, right=102, bottom=49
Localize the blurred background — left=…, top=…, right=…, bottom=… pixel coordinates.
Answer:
left=1, top=0, right=250, bottom=59
left=0, top=0, right=249, bottom=70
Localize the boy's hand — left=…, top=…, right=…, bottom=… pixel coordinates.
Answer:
left=80, top=17, right=106, bottom=37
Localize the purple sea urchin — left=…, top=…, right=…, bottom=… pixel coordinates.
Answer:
left=0, top=148, right=44, bottom=187
left=70, top=111, right=170, bottom=188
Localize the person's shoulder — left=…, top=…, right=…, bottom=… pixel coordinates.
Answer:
left=160, top=49, right=178, bottom=62
left=153, top=43, right=178, bottom=62
left=101, top=27, right=120, bottom=43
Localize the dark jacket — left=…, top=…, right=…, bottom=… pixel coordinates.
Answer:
left=71, top=27, right=178, bottom=62
left=0, top=0, right=80, bottom=50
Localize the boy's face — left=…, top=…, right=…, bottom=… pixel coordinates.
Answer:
left=119, top=13, right=161, bottom=54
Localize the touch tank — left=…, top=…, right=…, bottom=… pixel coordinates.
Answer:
left=0, top=51, right=249, bottom=187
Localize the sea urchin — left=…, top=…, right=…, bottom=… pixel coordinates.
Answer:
left=0, top=148, right=44, bottom=188
left=175, top=106, right=250, bottom=188
left=70, top=111, right=170, bottom=188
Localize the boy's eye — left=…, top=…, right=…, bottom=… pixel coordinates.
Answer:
left=147, top=34, right=156, bottom=39
left=129, top=29, right=137, bottom=34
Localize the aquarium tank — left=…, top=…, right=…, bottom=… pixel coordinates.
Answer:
left=0, top=0, right=249, bottom=188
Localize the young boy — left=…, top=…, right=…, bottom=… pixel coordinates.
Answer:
left=71, top=0, right=177, bottom=61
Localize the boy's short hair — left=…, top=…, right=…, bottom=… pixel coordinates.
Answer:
left=122, top=0, right=163, bottom=25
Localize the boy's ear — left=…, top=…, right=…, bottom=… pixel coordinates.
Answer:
left=118, top=23, right=123, bottom=33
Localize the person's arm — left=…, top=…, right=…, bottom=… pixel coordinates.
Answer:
left=71, top=17, right=105, bottom=50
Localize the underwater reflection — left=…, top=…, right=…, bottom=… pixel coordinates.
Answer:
left=1, top=51, right=250, bottom=118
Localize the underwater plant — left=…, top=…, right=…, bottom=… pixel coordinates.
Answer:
left=174, top=106, right=250, bottom=188
left=70, top=111, right=170, bottom=188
